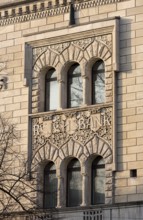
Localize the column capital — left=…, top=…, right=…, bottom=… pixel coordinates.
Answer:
left=81, top=172, right=88, bottom=176
left=57, top=79, right=64, bottom=83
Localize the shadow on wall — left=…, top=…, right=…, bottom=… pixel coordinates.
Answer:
left=111, top=18, right=133, bottom=204
left=116, top=18, right=133, bottom=170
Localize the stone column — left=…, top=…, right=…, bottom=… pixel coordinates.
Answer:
left=56, top=175, right=64, bottom=208
left=81, top=172, right=89, bottom=207
left=58, top=79, right=64, bottom=110
left=82, top=75, right=88, bottom=106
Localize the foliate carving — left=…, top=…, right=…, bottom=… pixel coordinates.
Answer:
left=33, top=47, right=48, bottom=63
left=96, top=35, right=112, bottom=50
left=32, top=35, right=112, bottom=68
left=72, top=38, right=94, bottom=51
left=32, top=106, right=112, bottom=150
left=49, top=43, right=70, bottom=55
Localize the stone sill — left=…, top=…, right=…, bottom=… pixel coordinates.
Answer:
left=29, top=103, right=113, bottom=118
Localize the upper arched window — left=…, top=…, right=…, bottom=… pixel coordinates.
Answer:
left=67, top=158, right=82, bottom=207
left=45, top=68, right=58, bottom=111
left=67, top=63, right=83, bottom=108
left=92, top=60, right=105, bottom=104
left=43, top=162, right=57, bottom=208
left=91, top=156, right=105, bottom=205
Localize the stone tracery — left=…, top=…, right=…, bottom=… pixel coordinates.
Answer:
left=32, top=135, right=112, bottom=169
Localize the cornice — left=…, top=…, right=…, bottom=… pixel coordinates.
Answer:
left=0, top=0, right=128, bottom=26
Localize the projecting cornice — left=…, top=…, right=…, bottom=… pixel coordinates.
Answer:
left=0, top=0, right=129, bottom=26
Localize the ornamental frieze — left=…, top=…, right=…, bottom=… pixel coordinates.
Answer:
left=32, top=34, right=112, bottom=65
left=0, top=0, right=129, bottom=26
left=32, top=106, right=112, bottom=150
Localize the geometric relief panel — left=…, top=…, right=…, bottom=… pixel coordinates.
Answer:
left=32, top=106, right=112, bottom=150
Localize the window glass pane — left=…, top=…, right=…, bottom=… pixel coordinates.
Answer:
left=67, top=159, right=82, bottom=207
left=92, top=156, right=105, bottom=204
left=44, top=162, right=57, bottom=208
left=45, top=69, right=58, bottom=111
left=68, top=64, right=83, bottom=108
left=92, top=60, right=105, bottom=104
left=49, top=80, right=58, bottom=110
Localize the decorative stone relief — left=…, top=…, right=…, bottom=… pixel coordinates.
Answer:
left=33, top=35, right=112, bottom=65
left=72, top=37, right=94, bottom=51
left=32, top=106, right=112, bottom=150
left=49, top=43, right=70, bottom=55
left=32, top=133, right=113, bottom=169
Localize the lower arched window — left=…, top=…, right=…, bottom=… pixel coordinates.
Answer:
left=43, top=162, right=57, bottom=208
left=67, top=158, right=82, bottom=207
left=91, top=156, right=105, bottom=204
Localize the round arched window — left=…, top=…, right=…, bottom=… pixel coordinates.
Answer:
left=67, top=63, right=83, bottom=108
left=43, top=162, right=57, bottom=208
left=45, top=68, right=58, bottom=111
left=67, top=158, right=82, bottom=207
left=92, top=60, right=105, bottom=104
left=91, top=156, right=105, bottom=204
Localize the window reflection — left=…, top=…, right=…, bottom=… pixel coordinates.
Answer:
left=92, top=60, right=105, bottom=104
left=45, top=68, right=58, bottom=111
left=91, top=156, right=105, bottom=204
left=44, top=162, right=57, bottom=208
left=67, top=158, right=82, bottom=207
left=67, top=64, right=83, bottom=108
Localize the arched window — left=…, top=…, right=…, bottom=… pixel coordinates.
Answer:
left=67, top=63, right=83, bottom=108
left=91, top=156, right=105, bottom=204
left=67, top=158, right=82, bottom=207
left=92, top=60, right=105, bottom=104
left=43, top=162, right=57, bottom=208
left=45, top=68, right=58, bottom=111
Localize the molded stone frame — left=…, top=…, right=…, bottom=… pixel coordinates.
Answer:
left=25, top=17, right=120, bottom=208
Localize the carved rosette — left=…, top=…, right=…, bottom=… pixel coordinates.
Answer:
left=32, top=106, right=112, bottom=150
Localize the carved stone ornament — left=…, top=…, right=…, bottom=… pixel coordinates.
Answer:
left=72, top=37, right=94, bottom=51
left=49, top=42, right=70, bottom=55
left=32, top=106, right=112, bottom=150
left=32, top=34, right=112, bottom=75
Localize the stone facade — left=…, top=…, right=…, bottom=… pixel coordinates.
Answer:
left=0, top=0, right=143, bottom=219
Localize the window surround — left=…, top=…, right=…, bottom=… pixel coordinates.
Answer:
left=28, top=17, right=119, bottom=209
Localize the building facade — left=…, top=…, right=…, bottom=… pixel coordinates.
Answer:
left=0, top=0, right=143, bottom=219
